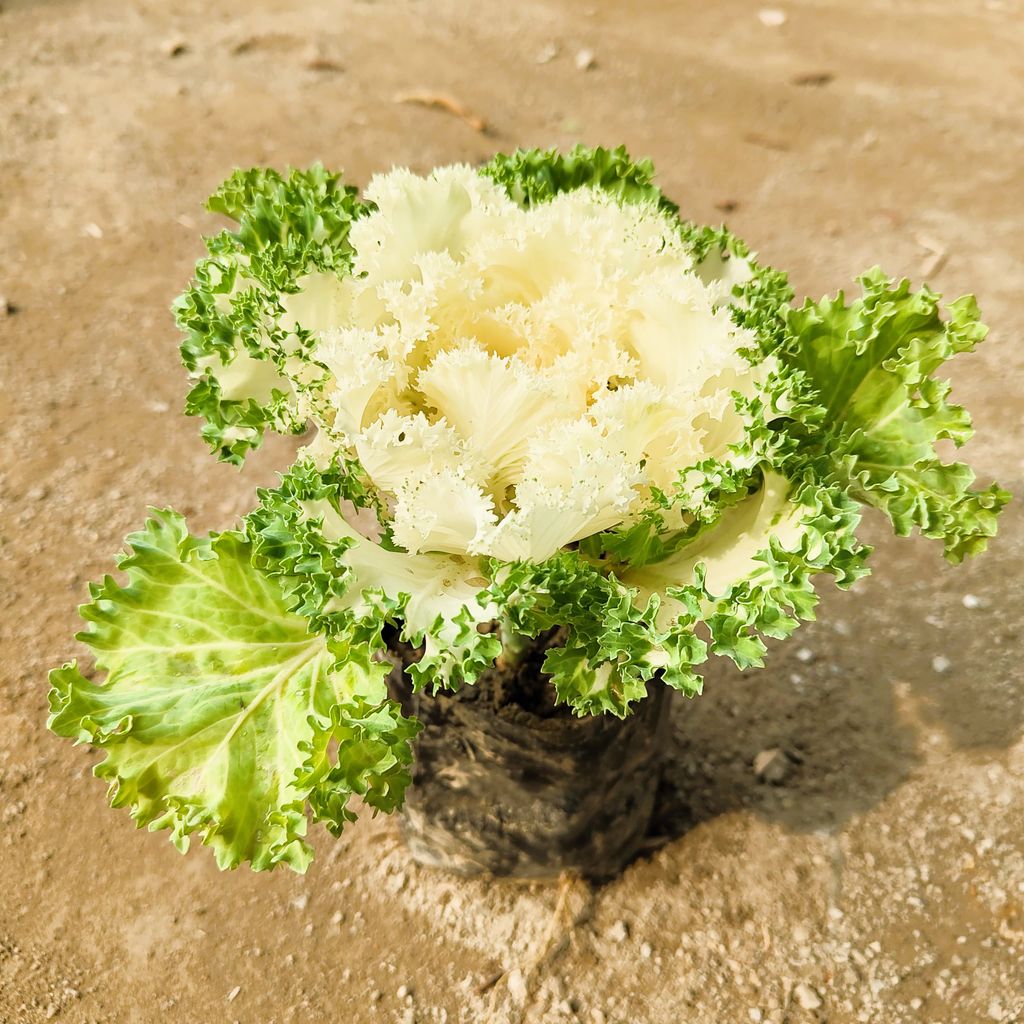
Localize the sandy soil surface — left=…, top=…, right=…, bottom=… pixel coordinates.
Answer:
left=2, top=1, right=1023, bottom=1021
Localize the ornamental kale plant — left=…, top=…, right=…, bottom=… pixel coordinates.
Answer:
left=49, top=146, right=1008, bottom=872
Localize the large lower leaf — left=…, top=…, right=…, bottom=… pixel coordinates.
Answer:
left=48, top=509, right=417, bottom=872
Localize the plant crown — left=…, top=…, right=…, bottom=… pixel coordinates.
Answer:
left=49, top=146, right=1008, bottom=871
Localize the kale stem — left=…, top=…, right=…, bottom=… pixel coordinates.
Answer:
left=498, top=617, right=532, bottom=668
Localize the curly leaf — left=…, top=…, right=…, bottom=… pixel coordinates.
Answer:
left=247, top=459, right=502, bottom=690
left=481, top=143, right=677, bottom=214
left=622, top=470, right=870, bottom=671
left=48, top=509, right=416, bottom=872
left=481, top=146, right=794, bottom=357
left=782, top=270, right=1009, bottom=561
left=174, top=165, right=366, bottom=464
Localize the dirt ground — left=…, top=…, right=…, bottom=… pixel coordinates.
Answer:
left=2, top=0, right=1024, bottom=1021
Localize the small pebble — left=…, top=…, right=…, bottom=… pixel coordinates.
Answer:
left=607, top=920, right=629, bottom=943
left=931, top=655, right=952, bottom=673
left=962, top=593, right=984, bottom=609
left=226, top=985, right=241, bottom=1002
left=574, top=48, right=596, bottom=71
left=161, top=37, right=188, bottom=57
left=758, top=8, right=787, bottom=26
left=796, top=647, right=814, bottom=663
left=753, top=748, right=793, bottom=784
left=748, top=1010, right=763, bottom=1023
left=82, top=222, right=103, bottom=239
left=640, top=942, right=652, bottom=959
left=794, top=983, right=822, bottom=1010
left=535, top=42, right=559, bottom=64
left=507, top=968, right=528, bottom=1006
left=302, top=44, right=343, bottom=72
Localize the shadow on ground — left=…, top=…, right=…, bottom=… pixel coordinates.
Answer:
left=651, top=496, right=1023, bottom=842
